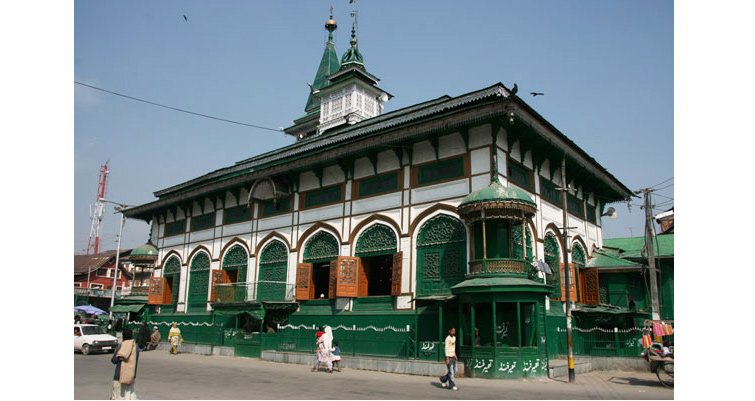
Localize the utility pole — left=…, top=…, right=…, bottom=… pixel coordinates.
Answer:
left=636, top=188, right=661, bottom=320
left=558, top=157, right=576, bottom=383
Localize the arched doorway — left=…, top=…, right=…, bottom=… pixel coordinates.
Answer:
left=162, top=256, right=181, bottom=313
left=187, top=252, right=211, bottom=312
left=298, top=231, right=339, bottom=300
left=355, top=223, right=398, bottom=297
left=415, top=215, right=466, bottom=296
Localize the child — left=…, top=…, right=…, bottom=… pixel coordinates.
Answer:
left=331, top=341, right=341, bottom=372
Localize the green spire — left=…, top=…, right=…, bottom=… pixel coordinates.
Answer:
left=340, top=24, right=364, bottom=69
left=305, top=13, right=341, bottom=113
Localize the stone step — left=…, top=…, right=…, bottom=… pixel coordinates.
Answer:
left=548, top=358, right=592, bottom=378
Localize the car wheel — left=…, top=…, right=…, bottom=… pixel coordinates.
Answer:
left=81, top=344, right=90, bottom=355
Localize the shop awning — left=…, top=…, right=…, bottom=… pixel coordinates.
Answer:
left=410, top=295, right=456, bottom=302
left=211, top=302, right=266, bottom=320
left=109, top=304, right=145, bottom=313
left=451, top=276, right=552, bottom=294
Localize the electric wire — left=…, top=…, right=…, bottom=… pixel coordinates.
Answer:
left=653, top=183, right=674, bottom=191
left=650, top=176, right=673, bottom=189
left=74, top=81, right=282, bottom=132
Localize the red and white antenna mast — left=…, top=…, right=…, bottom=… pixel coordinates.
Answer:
left=86, top=160, right=110, bottom=255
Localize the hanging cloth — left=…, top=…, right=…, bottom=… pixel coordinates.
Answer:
left=653, top=322, right=665, bottom=337
left=642, top=328, right=653, bottom=348
left=663, top=324, right=673, bottom=336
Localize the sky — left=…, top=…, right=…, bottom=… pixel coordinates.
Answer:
left=73, top=0, right=674, bottom=253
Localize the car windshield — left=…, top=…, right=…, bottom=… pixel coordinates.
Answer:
left=81, top=326, right=106, bottom=335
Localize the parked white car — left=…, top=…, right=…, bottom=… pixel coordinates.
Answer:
left=74, top=324, right=118, bottom=355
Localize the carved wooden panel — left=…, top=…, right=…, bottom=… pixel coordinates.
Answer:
left=328, top=259, right=338, bottom=299
left=336, top=257, right=360, bottom=298
left=391, top=251, right=403, bottom=296
left=295, top=263, right=314, bottom=301
left=148, top=277, right=169, bottom=305
left=581, top=268, right=600, bottom=305
left=559, top=263, right=578, bottom=302
left=210, top=270, right=230, bottom=302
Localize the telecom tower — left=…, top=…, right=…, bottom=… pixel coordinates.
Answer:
left=86, top=161, right=110, bottom=255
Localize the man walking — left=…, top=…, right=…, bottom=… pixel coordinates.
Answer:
left=440, top=327, right=458, bottom=391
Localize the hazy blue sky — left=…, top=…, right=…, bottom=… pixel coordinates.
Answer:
left=74, top=0, right=673, bottom=253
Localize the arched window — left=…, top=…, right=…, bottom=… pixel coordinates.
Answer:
left=299, top=231, right=340, bottom=300
left=258, top=240, right=288, bottom=301
left=222, top=245, right=248, bottom=283
left=571, top=242, right=586, bottom=303
left=416, top=215, right=466, bottom=296
left=187, top=252, right=211, bottom=311
left=544, top=234, right=561, bottom=299
left=512, top=225, right=534, bottom=261
left=355, top=224, right=398, bottom=296
left=163, top=256, right=182, bottom=311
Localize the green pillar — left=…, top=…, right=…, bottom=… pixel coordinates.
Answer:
left=471, top=302, right=476, bottom=362
left=492, top=299, right=497, bottom=353
left=516, top=301, right=522, bottom=347
left=438, top=302, right=444, bottom=344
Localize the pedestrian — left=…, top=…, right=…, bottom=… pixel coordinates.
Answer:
left=107, top=319, right=114, bottom=334
left=331, top=340, right=341, bottom=372
left=265, top=323, right=276, bottom=334
left=312, top=331, right=333, bottom=373
left=136, top=322, right=150, bottom=350
left=110, top=328, right=139, bottom=400
left=439, top=327, right=458, bottom=391
left=75, top=315, right=81, bottom=324
left=148, top=326, right=161, bottom=350
left=474, top=327, right=481, bottom=347
left=168, top=323, right=184, bottom=355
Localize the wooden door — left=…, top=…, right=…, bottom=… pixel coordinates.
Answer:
left=391, top=251, right=403, bottom=296
left=559, top=263, right=578, bottom=302
left=148, top=277, right=168, bottom=305
left=581, top=268, right=600, bottom=305
left=336, top=256, right=360, bottom=298
left=295, top=263, right=314, bottom=301
left=210, top=270, right=231, bottom=302
left=328, top=260, right=338, bottom=299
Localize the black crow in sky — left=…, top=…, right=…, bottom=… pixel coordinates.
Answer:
left=510, top=83, right=518, bottom=96
left=530, top=92, right=545, bottom=96
left=183, top=15, right=188, bottom=21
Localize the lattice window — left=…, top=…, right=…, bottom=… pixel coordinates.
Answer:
left=423, top=252, right=440, bottom=280
left=512, top=225, right=534, bottom=260
left=163, top=256, right=181, bottom=306
left=544, top=234, right=561, bottom=299
left=302, top=231, right=339, bottom=262
left=443, top=249, right=462, bottom=278
left=417, top=157, right=464, bottom=185
left=355, top=224, right=397, bottom=257
left=222, top=245, right=248, bottom=283
left=260, top=240, right=288, bottom=264
left=572, top=243, right=586, bottom=266
left=188, top=252, right=210, bottom=310
left=418, top=215, right=466, bottom=246
left=507, top=160, right=534, bottom=192
left=539, top=177, right=560, bottom=205
left=164, top=220, right=186, bottom=237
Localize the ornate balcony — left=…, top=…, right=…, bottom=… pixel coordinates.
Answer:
left=468, top=258, right=535, bottom=277
left=73, top=287, right=122, bottom=298
left=214, top=281, right=296, bottom=304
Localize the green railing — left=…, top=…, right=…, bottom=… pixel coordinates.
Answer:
left=273, top=325, right=413, bottom=359
left=214, top=281, right=295, bottom=303
left=553, top=327, right=649, bottom=357
left=468, top=258, right=534, bottom=275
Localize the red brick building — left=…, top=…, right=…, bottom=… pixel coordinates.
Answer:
left=74, top=250, right=133, bottom=290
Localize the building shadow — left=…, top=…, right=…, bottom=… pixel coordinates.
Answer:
left=607, top=375, right=668, bottom=389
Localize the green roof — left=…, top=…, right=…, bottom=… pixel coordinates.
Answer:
left=603, top=234, right=674, bottom=258
left=587, top=249, right=642, bottom=269
left=451, top=276, right=551, bottom=294
left=305, top=39, right=341, bottom=112
left=131, top=242, right=158, bottom=257
left=460, top=181, right=536, bottom=207
left=109, top=304, right=145, bottom=313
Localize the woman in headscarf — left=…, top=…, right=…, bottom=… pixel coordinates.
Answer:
left=168, top=323, right=183, bottom=355
left=312, top=328, right=333, bottom=373
left=110, top=328, right=139, bottom=400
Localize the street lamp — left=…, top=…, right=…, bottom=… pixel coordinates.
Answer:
left=100, top=198, right=132, bottom=320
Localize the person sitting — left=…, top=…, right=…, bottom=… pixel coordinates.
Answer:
left=148, top=327, right=161, bottom=351
left=74, top=327, right=82, bottom=336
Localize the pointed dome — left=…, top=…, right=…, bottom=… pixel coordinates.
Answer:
left=304, top=14, right=342, bottom=113
left=340, top=24, right=364, bottom=69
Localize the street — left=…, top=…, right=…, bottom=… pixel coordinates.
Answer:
left=74, top=351, right=673, bottom=399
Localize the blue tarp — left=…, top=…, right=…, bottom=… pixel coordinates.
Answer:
left=74, top=304, right=107, bottom=315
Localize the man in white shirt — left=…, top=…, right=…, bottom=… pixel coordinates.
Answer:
left=439, top=327, right=458, bottom=390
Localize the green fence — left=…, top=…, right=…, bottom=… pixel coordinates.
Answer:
left=552, top=327, right=647, bottom=357
left=272, top=325, right=413, bottom=359
left=125, top=321, right=224, bottom=346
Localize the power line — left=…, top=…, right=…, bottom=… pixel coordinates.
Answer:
left=653, top=193, right=674, bottom=201
left=74, top=81, right=283, bottom=132
left=650, top=176, right=673, bottom=189
left=653, top=183, right=674, bottom=191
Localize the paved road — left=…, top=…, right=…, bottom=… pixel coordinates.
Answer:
left=74, top=351, right=673, bottom=399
